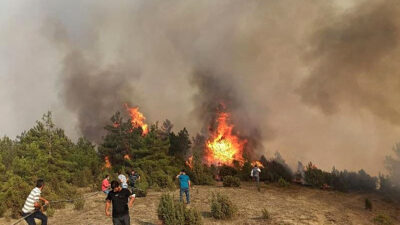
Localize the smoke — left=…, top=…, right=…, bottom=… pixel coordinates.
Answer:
left=61, top=51, right=137, bottom=142
left=191, top=70, right=264, bottom=158
left=298, top=0, right=400, bottom=124
left=2, top=0, right=400, bottom=175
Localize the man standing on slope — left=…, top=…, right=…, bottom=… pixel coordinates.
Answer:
left=176, top=169, right=191, bottom=204
left=251, top=165, right=262, bottom=189
left=105, top=180, right=135, bottom=225
left=21, top=179, right=49, bottom=225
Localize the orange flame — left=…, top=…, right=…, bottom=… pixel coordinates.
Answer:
left=252, top=160, right=264, bottom=168
left=204, top=112, right=246, bottom=166
left=104, top=156, right=112, bottom=168
left=124, top=154, right=131, bottom=160
left=124, top=103, right=149, bottom=136
left=185, top=156, right=193, bottom=169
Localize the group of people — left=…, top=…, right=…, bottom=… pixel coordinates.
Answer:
left=21, top=166, right=263, bottom=225
left=101, top=169, right=191, bottom=225
left=102, top=170, right=141, bottom=195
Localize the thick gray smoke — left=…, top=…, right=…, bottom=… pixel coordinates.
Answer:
left=191, top=70, right=264, bottom=158
left=62, top=51, right=137, bottom=142
left=2, top=0, right=400, bottom=175
left=299, top=0, right=400, bottom=124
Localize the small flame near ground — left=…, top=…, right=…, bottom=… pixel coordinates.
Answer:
left=251, top=160, right=264, bottom=168
left=204, top=111, right=246, bottom=166
left=104, top=156, right=112, bottom=168
left=124, top=154, right=131, bottom=160
left=124, top=103, right=149, bottom=136
left=185, top=156, right=193, bottom=169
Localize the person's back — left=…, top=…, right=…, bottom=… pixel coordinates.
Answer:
left=178, top=174, right=190, bottom=189
left=252, top=167, right=261, bottom=177
left=176, top=170, right=190, bottom=204
left=118, top=173, right=128, bottom=189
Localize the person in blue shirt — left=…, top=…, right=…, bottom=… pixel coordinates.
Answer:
left=176, top=169, right=191, bottom=204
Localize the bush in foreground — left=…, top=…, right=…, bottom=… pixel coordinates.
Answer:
left=158, top=193, right=202, bottom=225
left=365, top=198, right=372, bottom=211
left=278, top=177, right=289, bottom=187
left=74, top=198, right=85, bottom=210
left=261, top=208, right=270, bottom=220
left=373, top=214, right=393, bottom=225
left=223, top=176, right=241, bottom=187
left=210, top=192, right=237, bottom=220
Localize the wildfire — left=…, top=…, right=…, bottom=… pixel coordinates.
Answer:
left=104, top=156, right=111, bottom=168
left=124, top=154, right=131, bottom=160
left=252, top=160, right=264, bottom=168
left=204, top=112, right=246, bottom=166
left=124, top=103, right=149, bottom=136
left=185, top=156, right=193, bottom=169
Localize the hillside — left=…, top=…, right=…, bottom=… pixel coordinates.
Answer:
left=2, top=182, right=399, bottom=225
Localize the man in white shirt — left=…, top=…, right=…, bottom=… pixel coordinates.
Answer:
left=22, top=179, right=49, bottom=225
left=118, top=171, right=128, bottom=189
left=251, top=165, right=261, bottom=184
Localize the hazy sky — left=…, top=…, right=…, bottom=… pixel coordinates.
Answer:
left=1, top=0, right=398, bottom=175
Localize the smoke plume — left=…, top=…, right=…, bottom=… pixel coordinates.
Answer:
left=2, top=0, right=400, bottom=175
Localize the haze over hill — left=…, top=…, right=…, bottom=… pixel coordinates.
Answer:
left=1, top=0, right=400, bottom=175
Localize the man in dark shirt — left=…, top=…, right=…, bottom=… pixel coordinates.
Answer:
left=128, top=170, right=140, bottom=193
left=105, top=180, right=135, bottom=225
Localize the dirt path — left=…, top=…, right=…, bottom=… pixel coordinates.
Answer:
left=3, top=182, right=400, bottom=225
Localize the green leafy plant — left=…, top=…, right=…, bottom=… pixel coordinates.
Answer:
left=261, top=208, right=270, bottom=220
left=365, top=198, right=372, bottom=211
left=222, top=176, right=241, bottom=187
left=210, top=192, right=237, bottom=220
left=158, top=193, right=202, bottom=225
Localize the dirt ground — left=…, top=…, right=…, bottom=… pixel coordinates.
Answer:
left=2, top=182, right=400, bottom=225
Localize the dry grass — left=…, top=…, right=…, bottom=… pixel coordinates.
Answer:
left=2, top=182, right=400, bottom=225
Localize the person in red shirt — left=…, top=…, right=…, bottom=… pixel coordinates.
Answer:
left=102, top=175, right=111, bottom=194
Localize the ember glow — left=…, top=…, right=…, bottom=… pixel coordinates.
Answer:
left=124, top=103, right=149, bottom=136
left=252, top=160, right=264, bottom=168
left=204, top=112, right=246, bottom=166
left=185, top=156, right=193, bottom=169
left=104, top=156, right=111, bottom=168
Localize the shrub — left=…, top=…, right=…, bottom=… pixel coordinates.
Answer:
left=74, top=198, right=85, bottom=210
left=304, top=163, right=326, bottom=188
left=365, top=198, right=372, bottom=211
left=222, top=176, right=240, bottom=187
left=278, top=177, right=289, bottom=187
left=260, top=160, right=293, bottom=183
left=186, top=160, right=215, bottom=185
left=210, top=192, right=237, bottom=220
left=185, top=207, right=203, bottom=225
left=134, top=181, right=149, bottom=197
left=158, top=193, right=202, bottom=225
left=151, top=170, right=174, bottom=189
left=219, top=166, right=238, bottom=178
left=261, top=208, right=270, bottom=220
left=373, top=214, right=393, bottom=225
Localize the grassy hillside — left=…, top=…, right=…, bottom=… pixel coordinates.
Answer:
left=2, top=182, right=399, bottom=225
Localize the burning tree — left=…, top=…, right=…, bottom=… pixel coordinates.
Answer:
left=204, top=111, right=246, bottom=166
left=98, top=109, right=182, bottom=189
